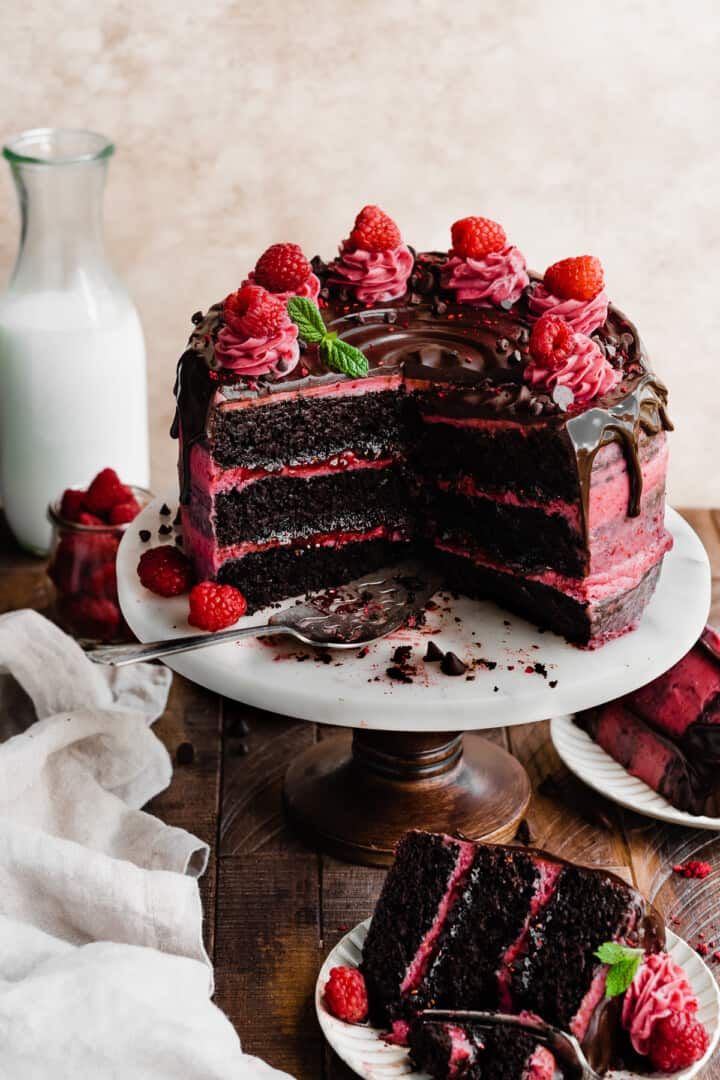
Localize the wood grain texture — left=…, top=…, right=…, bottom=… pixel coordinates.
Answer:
left=1, top=510, right=719, bottom=1078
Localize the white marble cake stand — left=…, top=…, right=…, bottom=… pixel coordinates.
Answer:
left=117, top=498, right=710, bottom=864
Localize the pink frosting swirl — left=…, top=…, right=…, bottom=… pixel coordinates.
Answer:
left=525, top=331, right=620, bottom=407
left=622, top=952, right=699, bottom=1056
left=331, top=243, right=414, bottom=303
left=442, top=244, right=529, bottom=307
left=214, top=317, right=299, bottom=379
left=528, top=284, right=609, bottom=335
left=243, top=270, right=321, bottom=305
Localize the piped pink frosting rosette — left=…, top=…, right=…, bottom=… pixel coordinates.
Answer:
left=215, top=319, right=299, bottom=379
left=443, top=244, right=529, bottom=307
left=243, top=269, right=321, bottom=306
left=525, top=330, right=619, bottom=407
left=528, top=283, right=609, bottom=335
left=622, top=952, right=699, bottom=1056
left=331, top=242, right=414, bottom=303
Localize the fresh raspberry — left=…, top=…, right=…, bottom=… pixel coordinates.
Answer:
left=77, top=511, right=106, bottom=527
left=254, top=243, right=312, bottom=293
left=673, top=860, right=712, bottom=879
left=109, top=498, right=141, bottom=525
left=58, top=595, right=121, bottom=642
left=648, top=1011, right=709, bottom=1072
left=87, top=562, right=118, bottom=600
left=451, top=216, right=507, bottom=259
left=529, top=314, right=575, bottom=369
left=85, top=468, right=132, bottom=514
left=349, top=205, right=402, bottom=253
left=48, top=537, right=87, bottom=595
left=544, top=255, right=604, bottom=301
left=223, top=285, right=287, bottom=340
left=188, top=581, right=247, bottom=631
left=324, top=966, right=368, bottom=1024
left=59, top=488, right=87, bottom=522
left=137, top=546, right=192, bottom=597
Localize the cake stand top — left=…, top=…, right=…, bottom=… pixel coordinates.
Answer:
left=117, top=500, right=709, bottom=732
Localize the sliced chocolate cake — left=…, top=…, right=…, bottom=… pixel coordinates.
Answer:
left=360, top=831, right=664, bottom=1073
left=575, top=625, right=720, bottom=813
left=172, top=208, right=673, bottom=643
left=408, top=1019, right=561, bottom=1080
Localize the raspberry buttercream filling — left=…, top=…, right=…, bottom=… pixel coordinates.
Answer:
left=442, top=244, right=529, bottom=306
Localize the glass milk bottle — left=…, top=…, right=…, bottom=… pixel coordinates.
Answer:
left=0, top=128, right=149, bottom=554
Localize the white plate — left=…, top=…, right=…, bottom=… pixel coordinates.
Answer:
left=551, top=714, right=720, bottom=830
left=117, top=498, right=710, bottom=732
left=315, top=918, right=719, bottom=1080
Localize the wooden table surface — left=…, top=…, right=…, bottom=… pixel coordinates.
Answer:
left=2, top=508, right=720, bottom=1079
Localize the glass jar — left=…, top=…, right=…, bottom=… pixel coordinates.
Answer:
left=47, top=486, right=152, bottom=643
left=0, top=129, right=150, bottom=555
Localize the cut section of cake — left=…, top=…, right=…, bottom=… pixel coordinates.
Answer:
left=172, top=210, right=673, bottom=643
left=360, top=831, right=663, bottom=1073
left=575, top=626, right=720, bottom=813
left=407, top=1019, right=560, bottom=1080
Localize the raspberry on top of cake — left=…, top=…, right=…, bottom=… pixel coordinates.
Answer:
left=171, top=207, right=672, bottom=645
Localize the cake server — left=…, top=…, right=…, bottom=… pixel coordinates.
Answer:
left=419, top=1009, right=601, bottom=1079
left=86, top=564, right=441, bottom=667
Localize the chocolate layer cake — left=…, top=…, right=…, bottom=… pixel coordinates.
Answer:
left=172, top=210, right=672, bottom=644
left=575, top=626, right=720, bottom=813
left=408, top=1019, right=561, bottom=1080
left=360, top=831, right=664, bottom=1074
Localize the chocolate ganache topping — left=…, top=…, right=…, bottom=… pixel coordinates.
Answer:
left=172, top=251, right=672, bottom=530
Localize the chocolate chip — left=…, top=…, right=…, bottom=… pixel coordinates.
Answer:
left=515, top=818, right=536, bottom=845
left=191, top=311, right=203, bottom=325
left=440, top=651, right=467, bottom=677
left=176, top=741, right=195, bottom=766
left=139, top=529, right=151, bottom=542
left=160, top=503, right=171, bottom=516
left=424, top=640, right=445, bottom=662
left=159, top=523, right=172, bottom=536
left=549, top=679, right=558, bottom=688
left=174, top=534, right=184, bottom=546
left=496, top=337, right=510, bottom=353
left=433, top=300, right=448, bottom=316
left=384, top=310, right=398, bottom=324
left=173, top=510, right=182, bottom=526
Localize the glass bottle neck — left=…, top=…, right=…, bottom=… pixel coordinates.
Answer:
left=9, top=157, right=111, bottom=292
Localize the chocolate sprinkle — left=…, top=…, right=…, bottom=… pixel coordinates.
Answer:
left=139, top=529, right=151, bottom=543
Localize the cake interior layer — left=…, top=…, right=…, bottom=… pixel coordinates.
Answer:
left=408, top=1020, right=554, bottom=1080
left=213, top=464, right=413, bottom=547
left=216, top=534, right=414, bottom=614
left=435, top=549, right=663, bottom=646
left=210, top=387, right=411, bottom=470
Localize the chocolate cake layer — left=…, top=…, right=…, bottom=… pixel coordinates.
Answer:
left=436, top=551, right=663, bottom=646
left=211, top=389, right=409, bottom=470
left=216, top=535, right=413, bottom=613
left=431, top=490, right=586, bottom=577
left=214, top=465, right=413, bottom=547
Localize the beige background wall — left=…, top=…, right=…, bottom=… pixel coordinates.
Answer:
left=1, top=0, right=718, bottom=503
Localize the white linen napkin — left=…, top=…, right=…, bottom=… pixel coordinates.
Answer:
left=0, top=609, right=292, bottom=1079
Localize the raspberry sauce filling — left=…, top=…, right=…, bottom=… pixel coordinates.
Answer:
left=496, top=861, right=563, bottom=1011
left=399, top=838, right=476, bottom=996
left=446, top=1024, right=478, bottom=1077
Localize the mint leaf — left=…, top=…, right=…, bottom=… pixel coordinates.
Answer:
left=321, top=337, right=369, bottom=379
left=287, top=297, right=326, bottom=343
left=595, top=941, right=643, bottom=998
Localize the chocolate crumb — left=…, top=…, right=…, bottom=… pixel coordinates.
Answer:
left=424, top=640, right=445, bottom=662
left=441, top=651, right=467, bottom=677
left=160, top=503, right=172, bottom=517
left=549, top=680, right=558, bottom=689
left=493, top=685, right=499, bottom=692
left=386, top=666, right=413, bottom=684
left=477, top=658, right=497, bottom=671
left=173, top=510, right=182, bottom=526
left=139, top=529, right=151, bottom=543
left=176, top=741, right=195, bottom=766
left=534, top=662, right=548, bottom=678
left=159, top=523, right=172, bottom=536
left=174, top=535, right=184, bottom=546
left=392, top=645, right=412, bottom=665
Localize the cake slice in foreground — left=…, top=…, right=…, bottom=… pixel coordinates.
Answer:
left=408, top=1019, right=559, bottom=1080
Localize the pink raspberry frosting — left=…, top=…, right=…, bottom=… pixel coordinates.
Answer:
left=622, top=952, right=699, bottom=1056
left=528, top=283, right=609, bottom=335
left=214, top=316, right=299, bottom=379
left=243, top=269, right=321, bottom=306
left=443, top=244, right=529, bottom=307
left=331, top=242, right=414, bottom=303
left=525, top=332, right=620, bottom=407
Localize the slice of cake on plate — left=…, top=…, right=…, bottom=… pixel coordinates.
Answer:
left=322, top=830, right=709, bottom=1076
left=172, top=207, right=673, bottom=645
left=575, top=626, right=720, bottom=813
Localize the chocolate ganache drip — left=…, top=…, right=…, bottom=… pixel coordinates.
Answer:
left=171, top=254, right=672, bottom=525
